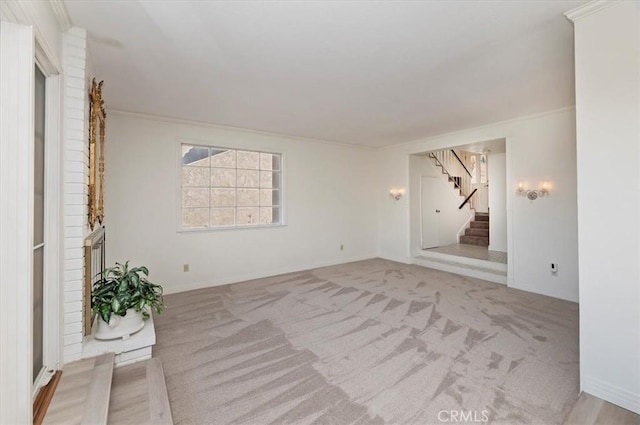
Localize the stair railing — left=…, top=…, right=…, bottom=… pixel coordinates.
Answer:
left=428, top=149, right=476, bottom=209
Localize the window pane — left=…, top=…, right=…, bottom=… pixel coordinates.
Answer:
left=260, top=189, right=280, bottom=206
left=182, top=145, right=210, bottom=166
left=237, top=170, right=259, bottom=187
left=237, top=188, right=259, bottom=206
left=182, top=187, right=209, bottom=208
left=211, top=188, right=235, bottom=207
left=271, top=172, right=281, bottom=189
left=211, top=208, right=235, bottom=227
left=182, top=167, right=209, bottom=187
left=260, top=171, right=281, bottom=189
left=237, top=207, right=259, bottom=225
left=260, top=207, right=280, bottom=224
left=260, top=171, right=273, bottom=188
left=271, top=155, right=281, bottom=170
left=210, top=149, right=236, bottom=168
left=260, top=207, right=273, bottom=224
left=237, top=150, right=259, bottom=169
left=260, top=153, right=273, bottom=170
left=33, top=246, right=44, bottom=379
left=183, top=208, right=209, bottom=228
left=211, top=168, right=235, bottom=187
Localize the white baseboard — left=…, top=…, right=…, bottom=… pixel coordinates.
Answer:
left=378, top=254, right=414, bottom=265
left=163, top=253, right=378, bottom=295
left=582, top=375, right=640, bottom=414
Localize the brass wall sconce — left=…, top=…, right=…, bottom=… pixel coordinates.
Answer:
left=517, top=181, right=550, bottom=200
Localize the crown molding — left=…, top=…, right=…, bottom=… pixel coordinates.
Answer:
left=381, top=105, right=576, bottom=151
left=108, top=109, right=378, bottom=151
left=0, top=0, right=62, bottom=73
left=49, top=0, right=72, bottom=31
left=564, top=0, right=621, bottom=23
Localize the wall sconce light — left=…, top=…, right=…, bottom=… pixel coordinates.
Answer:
left=517, top=181, right=550, bottom=200
left=389, top=188, right=405, bottom=200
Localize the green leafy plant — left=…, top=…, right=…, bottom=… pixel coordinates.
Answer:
left=92, top=261, right=164, bottom=324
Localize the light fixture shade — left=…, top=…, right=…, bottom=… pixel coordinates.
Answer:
left=517, top=181, right=550, bottom=200
left=389, top=188, right=404, bottom=200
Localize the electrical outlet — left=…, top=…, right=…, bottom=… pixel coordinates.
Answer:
left=183, top=264, right=189, bottom=272
left=340, top=244, right=344, bottom=251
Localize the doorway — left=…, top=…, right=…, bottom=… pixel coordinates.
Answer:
left=33, top=64, right=46, bottom=383
left=413, top=138, right=507, bottom=264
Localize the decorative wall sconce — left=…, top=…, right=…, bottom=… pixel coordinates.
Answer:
left=389, top=188, right=405, bottom=201
left=517, top=181, right=550, bottom=200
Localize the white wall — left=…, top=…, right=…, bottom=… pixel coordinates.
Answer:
left=569, top=0, right=640, bottom=413
left=378, top=107, right=579, bottom=302
left=488, top=152, right=507, bottom=252
left=105, top=112, right=378, bottom=294
left=409, top=155, right=472, bottom=251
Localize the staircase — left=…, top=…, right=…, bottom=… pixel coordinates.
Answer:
left=428, top=149, right=476, bottom=210
left=460, top=212, right=489, bottom=246
left=43, top=353, right=173, bottom=425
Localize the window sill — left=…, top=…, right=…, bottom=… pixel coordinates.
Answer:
left=177, top=223, right=287, bottom=233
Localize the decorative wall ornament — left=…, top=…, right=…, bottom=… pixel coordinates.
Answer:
left=88, top=78, right=106, bottom=229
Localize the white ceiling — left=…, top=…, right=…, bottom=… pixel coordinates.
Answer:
left=65, top=0, right=583, bottom=147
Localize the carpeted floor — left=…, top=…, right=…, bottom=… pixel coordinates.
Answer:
left=153, top=259, right=579, bottom=425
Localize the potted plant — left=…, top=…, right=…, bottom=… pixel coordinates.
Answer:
left=92, top=261, right=164, bottom=340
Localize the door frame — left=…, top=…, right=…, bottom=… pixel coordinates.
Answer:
left=0, top=20, right=36, bottom=425
left=36, top=63, right=63, bottom=393
left=0, top=17, right=64, bottom=424
left=34, top=27, right=64, bottom=393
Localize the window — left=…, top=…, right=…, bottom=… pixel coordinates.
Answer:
left=180, top=144, right=283, bottom=229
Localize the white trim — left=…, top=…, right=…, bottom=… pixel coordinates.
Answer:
left=505, top=137, right=515, bottom=286
left=32, top=369, right=54, bottom=398
left=43, top=73, right=64, bottom=372
left=178, top=223, right=287, bottom=234
left=380, top=106, right=576, bottom=152
left=413, top=256, right=507, bottom=285
left=162, top=254, right=378, bottom=295
left=49, top=0, right=72, bottom=31
left=378, top=255, right=414, bottom=265
left=109, top=109, right=376, bottom=151
left=582, top=375, right=640, bottom=414
left=564, top=0, right=622, bottom=23
left=0, top=20, right=35, bottom=425
left=0, top=0, right=62, bottom=74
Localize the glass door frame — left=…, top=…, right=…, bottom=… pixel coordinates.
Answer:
left=32, top=39, right=64, bottom=398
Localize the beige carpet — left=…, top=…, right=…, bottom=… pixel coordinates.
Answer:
left=153, top=259, right=579, bottom=425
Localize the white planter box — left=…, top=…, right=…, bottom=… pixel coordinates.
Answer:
left=94, top=308, right=145, bottom=340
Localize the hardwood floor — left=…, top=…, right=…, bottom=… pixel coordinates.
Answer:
left=33, top=371, right=62, bottom=425
left=564, top=393, right=640, bottom=425
left=42, top=354, right=172, bottom=425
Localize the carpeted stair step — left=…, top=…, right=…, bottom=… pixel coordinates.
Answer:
left=465, top=228, right=489, bottom=237
left=470, top=221, right=489, bottom=229
left=460, top=235, right=489, bottom=246
left=474, top=213, right=489, bottom=222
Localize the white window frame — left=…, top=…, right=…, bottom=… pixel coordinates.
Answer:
left=177, top=140, right=286, bottom=232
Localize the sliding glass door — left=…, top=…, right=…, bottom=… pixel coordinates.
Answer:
left=33, top=64, right=45, bottom=382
